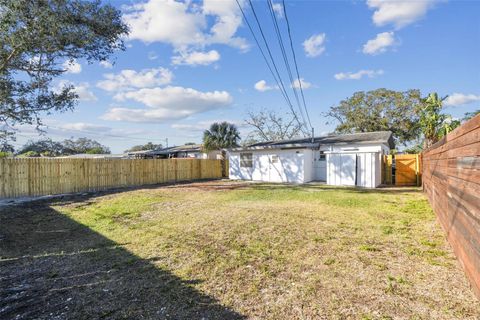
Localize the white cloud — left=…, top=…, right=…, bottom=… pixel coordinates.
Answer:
left=367, top=0, right=437, bottom=29
left=97, top=68, right=173, bottom=92
left=57, top=122, right=111, bottom=132
left=362, top=31, right=396, bottom=55
left=99, top=60, right=113, bottom=69
left=123, top=0, right=247, bottom=51
left=444, top=93, right=480, bottom=107
left=334, top=69, right=384, bottom=80
left=272, top=2, right=283, bottom=18
left=291, top=78, right=312, bottom=89
left=171, top=119, right=244, bottom=132
left=254, top=80, right=278, bottom=92
left=102, top=86, right=232, bottom=123
left=172, top=50, right=220, bottom=66
left=74, top=83, right=98, bottom=102
left=203, top=0, right=249, bottom=51
left=303, top=33, right=326, bottom=57
left=56, top=81, right=97, bottom=102
left=62, top=59, right=82, bottom=74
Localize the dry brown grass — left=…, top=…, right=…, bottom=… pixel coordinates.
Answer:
left=1, top=180, right=478, bottom=319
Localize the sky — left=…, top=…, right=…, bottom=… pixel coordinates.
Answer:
left=13, top=0, right=480, bottom=153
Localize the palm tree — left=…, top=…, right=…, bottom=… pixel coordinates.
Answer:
left=203, top=122, right=240, bottom=177
left=418, top=93, right=459, bottom=149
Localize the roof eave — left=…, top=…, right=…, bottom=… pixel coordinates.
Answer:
left=228, top=143, right=319, bottom=152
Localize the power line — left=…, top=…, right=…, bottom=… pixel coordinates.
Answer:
left=266, top=0, right=309, bottom=132
left=282, top=0, right=313, bottom=131
left=247, top=0, right=310, bottom=135
left=236, top=0, right=308, bottom=136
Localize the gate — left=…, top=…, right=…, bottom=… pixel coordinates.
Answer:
left=382, top=154, right=421, bottom=186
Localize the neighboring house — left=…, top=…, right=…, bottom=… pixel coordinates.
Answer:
left=228, top=131, right=394, bottom=188
left=129, top=144, right=222, bottom=160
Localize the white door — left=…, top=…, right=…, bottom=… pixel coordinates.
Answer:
left=267, top=154, right=278, bottom=182
left=314, top=151, right=326, bottom=181
left=327, top=153, right=357, bottom=186
left=340, top=154, right=356, bottom=186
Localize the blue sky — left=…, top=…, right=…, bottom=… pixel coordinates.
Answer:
left=15, top=0, right=480, bottom=153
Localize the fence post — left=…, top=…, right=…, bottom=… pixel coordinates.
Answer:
left=383, top=155, right=393, bottom=185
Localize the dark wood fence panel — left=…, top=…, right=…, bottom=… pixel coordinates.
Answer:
left=422, top=114, right=480, bottom=298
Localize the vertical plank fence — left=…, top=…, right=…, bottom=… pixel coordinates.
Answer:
left=382, top=154, right=421, bottom=186
left=422, top=114, right=480, bottom=298
left=395, top=154, right=422, bottom=186
left=0, top=158, right=222, bottom=199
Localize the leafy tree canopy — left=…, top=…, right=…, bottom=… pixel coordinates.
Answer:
left=326, top=88, right=423, bottom=146
left=17, top=138, right=65, bottom=157
left=124, top=142, right=163, bottom=153
left=17, top=137, right=110, bottom=157
left=1, top=0, right=129, bottom=144
left=62, top=137, right=110, bottom=154
left=463, top=110, right=479, bottom=122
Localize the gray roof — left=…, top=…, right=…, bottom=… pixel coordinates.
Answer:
left=129, top=144, right=203, bottom=156
left=231, top=131, right=394, bottom=151
left=63, top=153, right=127, bottom=159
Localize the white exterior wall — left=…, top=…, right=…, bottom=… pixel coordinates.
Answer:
left=196, top=151, right=222, bottom=159
left=229, top=142, right=389, bottom=187
left=320, top=143, right=387, bottom=154
left=228, top=149, right=311, bottom=183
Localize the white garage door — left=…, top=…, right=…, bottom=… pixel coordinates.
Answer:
left=327, top=153, right=357, bottom=186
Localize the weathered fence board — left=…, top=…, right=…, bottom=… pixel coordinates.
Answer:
left=422, top=114, right=480, bottom=298
left=0, top=158, right=222, bottom=199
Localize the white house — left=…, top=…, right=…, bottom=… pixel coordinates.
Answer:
left=228, top=131, right=393, bottom=188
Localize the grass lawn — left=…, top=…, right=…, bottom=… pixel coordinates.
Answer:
left=1, top=181, right=478, bottom=319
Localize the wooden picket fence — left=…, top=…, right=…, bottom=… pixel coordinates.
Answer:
left=0, top=158, right=223, bottom=199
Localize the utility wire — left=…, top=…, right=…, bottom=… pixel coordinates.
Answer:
left=236, top=0, right=308, bottom=136
left=282, top=0, right=313, bottom=131
left=235, top=0, right=289, bottom=110
left=247, top=0, right=309, bottom=135
left=266, top=0, right=309, bottom=133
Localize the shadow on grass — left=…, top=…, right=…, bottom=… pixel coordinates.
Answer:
left=0, top=202, right=244, bottom=319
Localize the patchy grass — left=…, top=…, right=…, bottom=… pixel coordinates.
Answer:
left=1, top=181, right=478, bottom=319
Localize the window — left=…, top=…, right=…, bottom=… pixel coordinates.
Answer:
left=240, top=153, right=253, bottom=168
left=319, top=151, right=326, bottom=160
left=271, top=155, right=279, bottom=163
